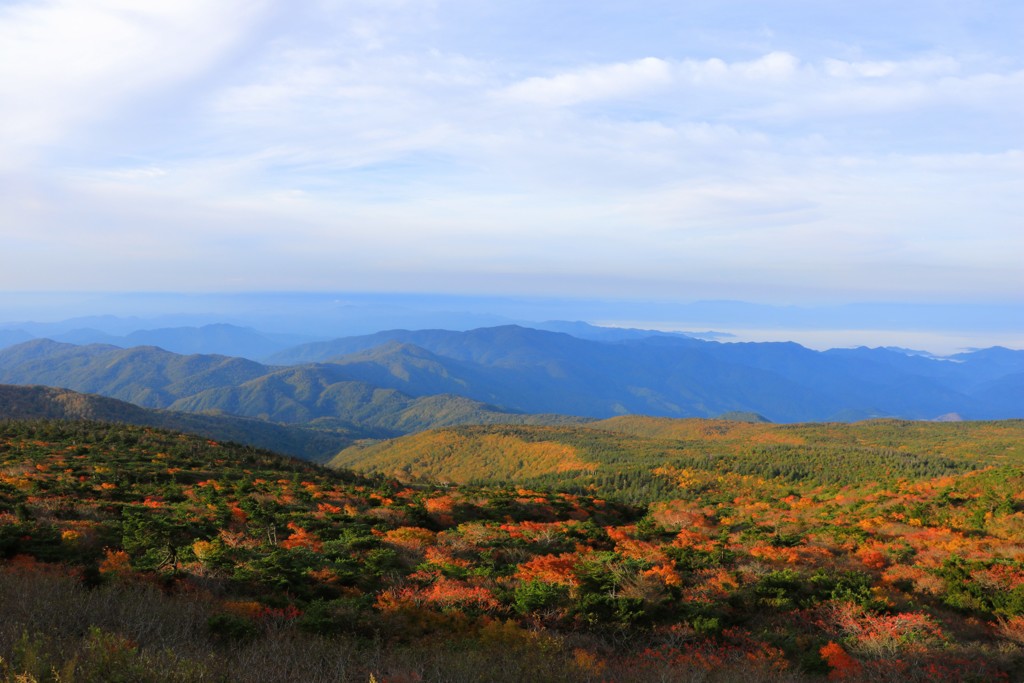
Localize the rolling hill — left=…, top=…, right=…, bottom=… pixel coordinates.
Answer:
left=0, top=384, right=352, bottom=462
left=331, top=417, right=1024, bottom=501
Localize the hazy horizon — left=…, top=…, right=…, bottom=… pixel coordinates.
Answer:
left=0, top=291, right=1020, bottom=355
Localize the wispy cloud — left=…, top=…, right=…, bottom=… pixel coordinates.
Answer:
left=498, top=57, right=673, bottom=106
left=1, top=1, right=1021, bottom=305
left=0, top=0, right=269, bottom=163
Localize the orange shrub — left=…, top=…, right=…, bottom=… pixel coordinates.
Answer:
left=857, top=548, right=888, bottom=571
left=819, top=642, right=861, bottom=680
left=383, top=526, right=436, bottom=551
left=98, top=548, right=132, bottom=576
left=516, top=553, right=579, bottom=586
left=280, top=522, right=323, bottom=552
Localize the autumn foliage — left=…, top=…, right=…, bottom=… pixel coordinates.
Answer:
left=1, top=418, right=1024, bottom=682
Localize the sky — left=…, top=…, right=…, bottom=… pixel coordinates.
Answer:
left=1, top=1, right=1023, bottom=311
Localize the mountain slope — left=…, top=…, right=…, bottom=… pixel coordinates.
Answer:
left=328, top=342, right=493, bottom=399
left=169, top=363, right=584, bottom=434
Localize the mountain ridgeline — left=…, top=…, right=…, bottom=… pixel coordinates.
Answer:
left=0, top=325, right=1021, bottom=430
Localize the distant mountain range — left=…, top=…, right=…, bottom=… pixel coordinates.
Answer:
left=3, top=293, right=1019, bottom=345
left=0, top=324, right=1020, bottom=431
left=0, top=323, right=311, bottom=359
left=266, top=325, right=1023, bottom=421
left=0, top=320, right=719, bottom=360
left=0, top=338, right=583, bottom=439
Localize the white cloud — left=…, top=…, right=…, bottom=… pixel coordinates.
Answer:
left=498, top=57, right=673, bottom=106
left=727, top=51, right=801, bottom=81
left=495, top=52, right=802, bottom=108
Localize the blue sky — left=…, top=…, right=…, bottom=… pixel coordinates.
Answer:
left=2, top=0, right=1022, bottom=307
